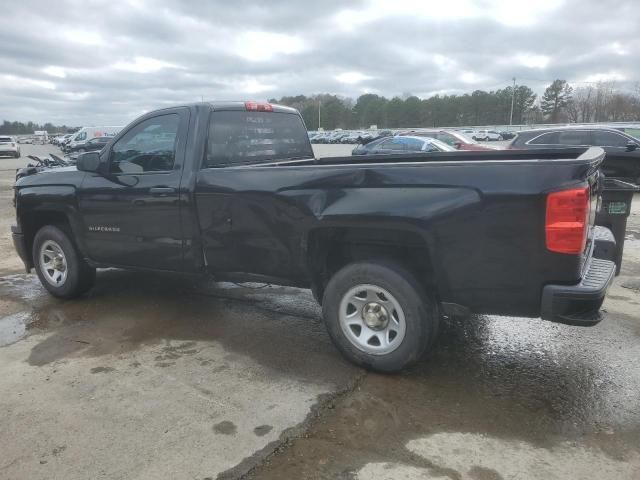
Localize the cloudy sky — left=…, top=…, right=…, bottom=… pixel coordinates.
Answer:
left=0, top=0, right=638, bottom=125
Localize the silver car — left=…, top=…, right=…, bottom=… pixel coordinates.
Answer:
left=0, top=136, right=20, bottom=158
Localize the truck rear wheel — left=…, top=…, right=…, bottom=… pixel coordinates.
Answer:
left=322, top=261, right=438, bottom=373
left=33, top=225, right=96, bottom=299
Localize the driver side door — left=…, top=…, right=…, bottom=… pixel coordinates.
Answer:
left=78, top=108, right=189, bottom=271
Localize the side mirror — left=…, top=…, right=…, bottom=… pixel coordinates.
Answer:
left=626, top=141, right=638, bottom=152
left=76, top=151, right=101, bottom=173
left=453, top=142, right=462, bottom=149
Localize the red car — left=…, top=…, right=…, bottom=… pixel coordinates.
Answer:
left=396, top=129, right=494, bottom=151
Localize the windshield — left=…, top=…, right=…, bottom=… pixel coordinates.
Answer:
left=204, top=111, right=313, bottom=167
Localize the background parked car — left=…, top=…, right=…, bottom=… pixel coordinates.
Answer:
left=63, top=126, right=122, bottom=152
left=352, top=135, right=456, bottom=155
left=499, top=130, right=517, bottom=140
left=0, top=136, right=20, bottom=158
left=397, top=129, right=493, bottom=151
left=471, top=129, right=502, bottom=141
left=67, top=136, right=112, bottom=153
left=509, top=127, right=640, bottom=184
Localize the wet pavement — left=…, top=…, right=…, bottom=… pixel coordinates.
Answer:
left=0, top=152, right=638, bottom=479
left=0, top=271, right=361, bottom=479
left=247, top=200, right=640, bottom=479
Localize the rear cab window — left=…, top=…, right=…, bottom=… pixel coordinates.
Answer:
left=204, top=111, right=313, bottom=168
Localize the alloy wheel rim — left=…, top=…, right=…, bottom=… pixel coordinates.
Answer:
left=338, top=284, right=406, bottom=355
left=39, top=240, right=68, bottom=287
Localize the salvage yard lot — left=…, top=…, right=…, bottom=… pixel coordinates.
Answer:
left=0, top=143, right=639, bottom=479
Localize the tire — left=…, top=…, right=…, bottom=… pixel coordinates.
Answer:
left=33, top=225, right=96, bottom=299
left=311, top=284, right=323, bottom=304
left=14, top=151, right=20, bottom=158
left=322, top=261, right=439, bottom=373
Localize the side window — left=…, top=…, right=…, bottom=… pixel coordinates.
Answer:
left=435, top=132, right=456, bottom=146
left=404, top=138, right=424, bottom=150
left=556, top=131, right=590, bottom=146
left=387, top=138, right=409, bottom=150
left=529, top=132, right=559, bottom=145
left=110, top=114, right=179, bottom=174
left=422, top=141, right=438, bottom=152
left=76, top=131, right=87, bottom=141
left=592, top=130, right=630, bottom=147
left=378, top=139, right=400, bottom=150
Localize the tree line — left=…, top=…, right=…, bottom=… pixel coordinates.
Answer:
left=2, top=79, right=638, bottom=134
left=271, top=80, right=640, bottom=130
left=0, top=120, right=76, bottom=136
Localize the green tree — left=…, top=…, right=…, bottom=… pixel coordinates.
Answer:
left=353, top=94, right=388, bottom=128
left=385, top=97, right=405, bottom=127
left=541, top=80, right=573, bottom=122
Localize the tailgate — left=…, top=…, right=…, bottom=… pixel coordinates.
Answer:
left=577, top=148, right=606, bottom=274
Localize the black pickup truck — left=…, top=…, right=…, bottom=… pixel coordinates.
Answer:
left=12, top=102, right=618, bottom=372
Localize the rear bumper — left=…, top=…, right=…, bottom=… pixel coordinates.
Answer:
left=11, top=225, right=32, bottom=272
left=540, top=251, right=615, bottom=327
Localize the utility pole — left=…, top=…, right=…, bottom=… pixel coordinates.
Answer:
left=318, top=99, right=321, bottom=130
left=509, top=77, right=516, bottom=125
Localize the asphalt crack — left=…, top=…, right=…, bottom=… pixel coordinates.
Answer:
left=215, top=370, right=368, bottom=480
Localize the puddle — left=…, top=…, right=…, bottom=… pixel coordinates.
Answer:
left=0, top=311, right=32, bottom=347
left=0, top=274, right=44, bottom=301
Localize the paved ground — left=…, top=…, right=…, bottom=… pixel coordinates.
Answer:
left=0, top=143, right=638, bottom=479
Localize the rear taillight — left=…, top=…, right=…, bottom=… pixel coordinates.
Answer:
left=245, top=101, right=273, bottom=112
left=545, top=187, right=589, bottom=254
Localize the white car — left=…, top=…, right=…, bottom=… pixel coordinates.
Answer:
left=0, top=136, right=20, bottom=158
left=472, top=129, right=503, bottom=141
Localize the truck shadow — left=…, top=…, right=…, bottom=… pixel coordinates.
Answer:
left=3, top=269, right=355, bottom=384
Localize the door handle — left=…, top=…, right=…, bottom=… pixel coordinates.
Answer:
left=149, top=186, right=176, bottom=196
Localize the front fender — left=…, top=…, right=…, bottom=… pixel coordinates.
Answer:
left=16, top=185, right=88, bottom=259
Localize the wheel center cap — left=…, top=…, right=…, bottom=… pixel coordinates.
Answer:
left=53, top=255, right=64, bottom=270
left=362, top=302, right=389, bottom=330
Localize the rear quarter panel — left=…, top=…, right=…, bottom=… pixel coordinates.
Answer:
left=195, top=157, right=596, bottom=316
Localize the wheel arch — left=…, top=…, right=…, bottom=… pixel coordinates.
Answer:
left=17, top=188, right=88, bottom=267
left=304, top=223, right=443, bottom=304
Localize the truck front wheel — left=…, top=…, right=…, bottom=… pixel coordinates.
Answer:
left=33, top=225, right=96, bottom=299
left=322, top=261, right=438, bottom=373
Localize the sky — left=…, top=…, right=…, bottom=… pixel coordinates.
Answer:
left=0, top=0, right=638, bottom=125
